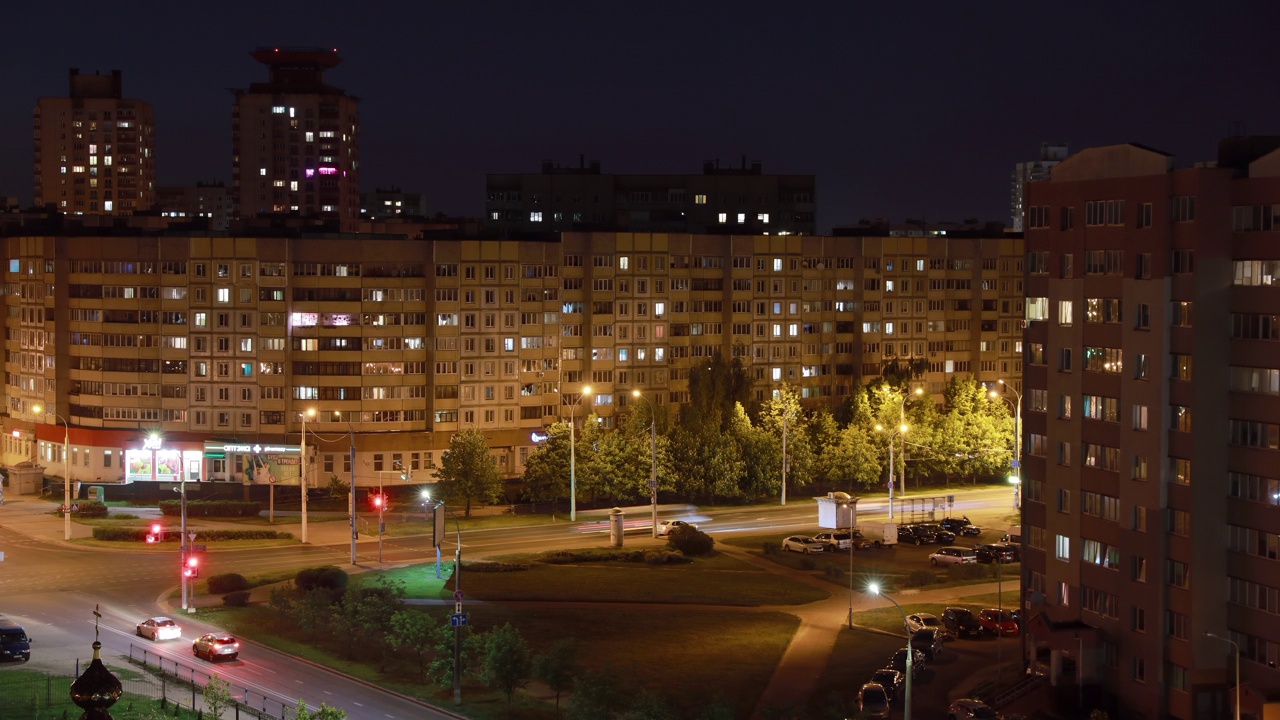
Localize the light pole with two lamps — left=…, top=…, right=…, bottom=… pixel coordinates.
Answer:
left=868, top=583, right=912, bottom=720
left=566, top=386, right=592, bottom=522
left=631, top=390, right=660, bottom=537
left=334, top=411, right=358, bottom=565
left=876, top=422, right=908, bottom=521
left=1205, top=632, right=1241, bottom=720
left=32, top=405, right=71, bottom=541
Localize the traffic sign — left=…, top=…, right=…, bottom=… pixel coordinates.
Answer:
left=191, top=544, right=208, bottom=552
left=1011, top=459, right=1021, bottom=469
left=352, top=531, right=359, bottom=540
left=450, top=613, right=469, bottom=627
left=649, top=479, right=657, bottom=489
left=70, top=503, right=80, bottom=512
left=454, top=590, right=464, bottom=602
left=188, top=532, right=197, bottom=542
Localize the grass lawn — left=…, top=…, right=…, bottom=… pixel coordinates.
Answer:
left=198, top=603, right=798, bottom=720
left=0, top=667, right=204, bottom=720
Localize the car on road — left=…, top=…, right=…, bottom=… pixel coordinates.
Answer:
left=657, top=520, right=698, bottom=536
left=974, top=543, right=1017, bottom=564
left=910, top=627, right=946, bottom=660
left=929, top=546, right=978, bottom=565
left=947, top=697, right=999, bottom=719
left=192, top=632, right=240, bottom=661
left=869, top=667, right=904, bottom=701
left=978, top=608, right=1019, bottom=637
left=939, top=516, right=982, bottom=536
left=897, top=525, right=936, bottom=545
left=857, top=681, right=891, bottom=718
left=888, top=647, right=926, bottom=678
left=942, top=607, right=984, bottom=639
left=906, top=612, right=943, bottom=634
left=136, top=617, right=181, bottom=641
left=813, top=531, right=853, bottom=552
left=0, top=619, right=31, bottom=662
left=914, top=523, right=956, bottom=544
left=782, top=535, right=825, bottom=554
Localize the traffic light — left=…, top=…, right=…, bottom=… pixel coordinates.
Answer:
left=146, top=523, right=164, bottom=544
left=183, top=555, right=199, bottom=579
left=372, top=493, right=385, bottom=511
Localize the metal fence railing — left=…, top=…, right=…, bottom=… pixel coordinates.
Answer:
left=128, top=643, right=295, bottom=719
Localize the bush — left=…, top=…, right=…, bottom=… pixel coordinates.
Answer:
left=947, top=563, right=993, bottom=581
left=207, top=573, right=250, bottom=594
left=295, top=566, right=349, bottom=594
left=762, top=541, right=781, bottom=555
left=902, top=570, right=938, bottom=588
left=464, top=561, right=531, bottom=573
left=222, top=591, right=251, bottom=607
left=158, top=500, right=262, bottom=518
left=70, top=501, right=109, bottom=518
left=667, top=526, right=715, bottom=556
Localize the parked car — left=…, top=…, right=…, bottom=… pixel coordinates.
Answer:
left=869, top=667, right=904, bottom=701
left=939, top=516, right=982, bottom=536
left=974, top=543, right=1017, bottom=564
left=897, top=525, right=936, bottom=545
left=947, top=697, right=999, bottom=719
left=910, top=627, right=946, bottom=660
left=136, top=617, right=181, bottom=641
left=813, top=531, right=853, bottom=552
left=978, top=608, right=1020, bottom=637
left=991, top=541, right=1021, bottom=562
left=657, top=520, right=698, bottom=536
left=942, top=607, right=984, bottom=639
left=857, top=682, right=891, bottom=719
left=904, top=613, right=942, bottom=635
left=929, top=546, right=978, bottom=565
left=192, top=632, right=240, bottom=661
left=848, top=529, right=877, bottom=549
left=915, top=523, right=956, bottom=544
left=781, top=535, right=825, bottom=554
left=888, top=647, right=926, bottom=678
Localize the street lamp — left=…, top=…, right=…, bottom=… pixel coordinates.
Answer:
left=631, top=390, right=660, bottom=538
left=1205, top=632, right=1241, bottom=720
left=334, top=411, right=357, bottom=565
left=33, top=405, right=71, bottom=541
left=876, top=423, right=909, bottom=520
left=299, top=408, right=316, bottom=544
left=567, top=386, right=592, bottom=522
left=994, top=380, right=1023, bottom=509
left=868, top=583, right=912, bottom=720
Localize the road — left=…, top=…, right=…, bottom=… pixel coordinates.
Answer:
left=0, top=484, right=1018, bottom=718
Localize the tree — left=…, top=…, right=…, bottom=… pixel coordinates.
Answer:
left=435, top=428, right=503, bottom=517
left=476, top=622, right=532, bottom=715
left=727, top=403, right=775, bottom=500
left=293, top=699, right=347, bottom=719
left=202, top=674, right=232, bottom=719
left=759, top=384, right=816, bottom=496
left=626, top=689, right=674, bottom=720
left=386, top=609, right=435, bottom=679
left=568, top=671, right=621, bottom=720
left=532, top=639, right=579, bottom=712
left=521, top=422, right=572, bottom=508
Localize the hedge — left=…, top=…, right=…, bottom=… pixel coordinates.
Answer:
left=91, top=527, right=293, bottom=542
left=67, top=501, right=109, bottom=518
left=158, top=500, right=262, bottom=518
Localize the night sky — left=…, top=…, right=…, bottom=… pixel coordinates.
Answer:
left=4, top=1, right=1278, bottom=231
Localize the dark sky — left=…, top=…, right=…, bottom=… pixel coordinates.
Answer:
left=4, top=1, right=1278, bottom=231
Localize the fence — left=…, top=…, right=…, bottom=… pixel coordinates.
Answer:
left=128, top=643, right=295, bottom=719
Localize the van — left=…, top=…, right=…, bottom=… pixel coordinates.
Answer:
left=0, top=618, right=31, bottom=662
left=1000, top=525, right=1022, bottom=544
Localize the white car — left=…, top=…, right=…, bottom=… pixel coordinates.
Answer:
left=782, top=535, right=825, bottom=554
left=905, top=612, right=943, bottom=634
left=929, top=546, right=978, bottom=565
left=657, top=520, right=698, bottom=536
left=136, top=616, right=181, bottom=641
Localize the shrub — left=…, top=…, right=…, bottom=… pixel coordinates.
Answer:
left=762, top=541, right=781, bottom=555
left=902, top=570, right=938, bottom=588
left=207, top=573, right=250, bottom=594
left=222, top=591, right=251, bottom=607
left=71, top=501, right=109, bottom=518
left=667, top=526, right=715, bottom=556
left=947, top=563, right=992, bottom=581
left=465, top=561, right=531, bottom=573
left=295, top=566, right=349, bottom=594
left=644, top=550, right=693, bottom=565
left=158, top=500, right=262, bottom=518
left=798, top=557, right=817, bottom=571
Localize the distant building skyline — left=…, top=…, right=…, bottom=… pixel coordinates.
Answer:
left=1010, top=142, right=1068, bottom=232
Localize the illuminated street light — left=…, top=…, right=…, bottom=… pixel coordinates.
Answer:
left=568, top=386, right=592, bottom=522
left=334, top=411, right=357, bottom=564
left=868, top=583, right=912, bottom=720
left=631, top=390, right=660, bottom=537
left=300, top=407, right=316, bottom=544
left=875, top=423, right=909, bottom=520
left=32, top=404, right=71, bottom=541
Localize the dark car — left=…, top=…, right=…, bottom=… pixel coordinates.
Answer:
left=915, top=523, right=956, bottom=544
left=870, top=667, right=904, bottom=701
left=939, top=516, right=982, bottom=536
left=974, top=543, right=1016, bottom=564
left=910, top=627, right=946, bottom=660
left=848, top=529, right=877, bottom=550
left=898, top=525, right=936, bottom=545
left=942, top=607, right=984, bottom=639
left=991, top=541, right=1021, bottom=562
left=888, top=647, right=926, bottom=678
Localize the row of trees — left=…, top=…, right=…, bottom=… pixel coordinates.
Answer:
left=429, top=355, right=1019, bottom=515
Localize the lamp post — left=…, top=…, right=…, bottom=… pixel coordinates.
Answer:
left=781, top=407, right=788, bottom=506
left=300, top=408, right=316, bottom=544
left=868, top=583, right=911, bottom=720
left=33, top=405, right=71, bottom=541
left=1205, top=632, right=1241, bottom=720
left=335, top=411, right=357, bottom=565
left=876, top=423, right=909, bottom=520
left=893, top=387, right=923, bottom=496
left=433, top=499, right=465, bottom=705
left=995, top=380, right=1023, bottom=509
left=567, top=386, right=592, bottom=522
left=631, top=390, right=660, bottom=537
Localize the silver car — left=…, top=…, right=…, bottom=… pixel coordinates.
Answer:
left=782, top=535, right=824, bottom=554
left=192, top=632, right=239, bottom=661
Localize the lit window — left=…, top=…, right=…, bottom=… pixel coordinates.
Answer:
left=772, top=367, right=782, bottom=381
left=695, top=194, right=707, bottom=204
left=758, top=213, right=769, bottom=223
left=774, top=258, right=783, bottom=272
left=272, top=106, right=286, bottom=114
left=305, top=132, right=314, bottom=142
left=290, top=181, right=298, bottom=191
left=103, top=201, right=113, bottom=212
left=718, top=213, right=727, bottom=223
left=530, top=212, right=543, bottom=222
left=216, top=288, right=230, bottom=303
left=737, top=213, right=746, bottom=223
left=259, top=168, right=267, bottom=176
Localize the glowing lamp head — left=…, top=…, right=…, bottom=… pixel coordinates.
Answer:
left=151, top=523, right=163, bottom=535
left=868, top=583, right=882, bottom=596
left=632, top=389, right=640, bottom=398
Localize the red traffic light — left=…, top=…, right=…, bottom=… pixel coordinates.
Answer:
left=183, top=555, right=199, bottom=578
left=146, top=523, right=163, bottom=543
left=151, top=523, right=163, bottom=535
left=372, top=493, right=384, bottom=509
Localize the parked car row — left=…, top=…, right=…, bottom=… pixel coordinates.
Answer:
left=784, top=528, right=884, bottom=554
left=924, top=540, right=1021, bottom=566
left=935, top=606, right=1021, bottom=639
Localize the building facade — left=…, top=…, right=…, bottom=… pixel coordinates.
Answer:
left=33, top=69, right=156, bottom=215
left=1011, top=142, right=1068, bottom=232
left=360, top=188, right=429, bottom=220
left=485, top=159, right=816, bottom=237
left=156, top=182, right=233, bottom=230
left=1023, top=139, right=1280, bottom=719
left=1, top=226, right=1021, bottom=501
left=232, top=48, right=361, bottom=231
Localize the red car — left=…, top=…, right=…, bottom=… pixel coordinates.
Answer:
left=978, top=608, right=1019, bottom=636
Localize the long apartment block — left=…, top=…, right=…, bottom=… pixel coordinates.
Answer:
left=1, top=228, right=1022, bottom=495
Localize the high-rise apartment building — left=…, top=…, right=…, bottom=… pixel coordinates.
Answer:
left=485, top=159, right=817, bottom=237
left=33, top=69, right=156, bottom=215
left=1011, top=142, right=1068, bottom=231
left=0, top=224, right=1020, bottom=502
left=1023, top=138, right=1280, bottom=719
left=156, top=181, right=233, bottom=230
left=361, top=187, right=429, bottom=220
left=232, top=48, right=360, bottom=231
